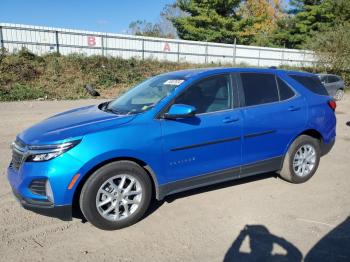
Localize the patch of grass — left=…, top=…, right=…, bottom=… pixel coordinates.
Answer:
left=0, top=83, right=47, bottom=101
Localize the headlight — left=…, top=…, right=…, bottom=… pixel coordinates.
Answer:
left=26, top=140, right=81, bottom=162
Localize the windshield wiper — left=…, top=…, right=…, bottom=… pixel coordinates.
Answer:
left=99, top=101, right=110, bottom=110
left=104, top=107, right=125, bottom=115
left=127, top=105, right=155, bottom=115
left=100, top=102, right=124, bottom=115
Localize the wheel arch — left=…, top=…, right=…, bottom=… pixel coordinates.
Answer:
left=71, top=157, right=160, bottom=218
left=298, top=129, right=324, bottom=143
left=284, top=129, right=324, bottom=156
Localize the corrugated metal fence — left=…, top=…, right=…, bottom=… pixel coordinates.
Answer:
left=0, top=23, right=316, bottom=67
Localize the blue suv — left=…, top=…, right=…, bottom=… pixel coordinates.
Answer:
left=8, top=68, right=336, bottom=230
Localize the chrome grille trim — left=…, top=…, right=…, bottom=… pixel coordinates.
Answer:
left=11, top=138, right=27, bottom=170
left=15, top=137, right=26, bottom=149
left=11, top=150, right=24, bottom=170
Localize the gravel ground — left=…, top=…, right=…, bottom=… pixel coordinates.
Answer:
left=0, top=96, right=349, bottom=262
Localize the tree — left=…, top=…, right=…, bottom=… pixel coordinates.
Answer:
left=159, top=3, right=187, bottom=39
left=128, top=20, right=164, bottom=38
left=238, top=0, right=284, bottom=46
left=272, top=0, right=346, bottom=48
left=128, top=4, right=185, bottom=38
left=304, top=0, right=350, bottom=85
left=171, top=0, right=243, bottom=44
left=308, top=22, right=350, bottom=79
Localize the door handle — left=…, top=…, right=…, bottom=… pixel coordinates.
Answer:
left=223, top=117, right=239, bottom=123
left=288, top=106, right=301, bottom=112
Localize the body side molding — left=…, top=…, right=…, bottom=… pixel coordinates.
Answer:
left=157, top=156, right=283, bottom=200
left=170, top=136, right=240, bottom=152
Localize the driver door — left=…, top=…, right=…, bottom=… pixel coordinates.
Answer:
left=159, top=74, right=242, bottom=185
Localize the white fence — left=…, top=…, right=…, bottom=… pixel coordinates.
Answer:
left=0, top=23, right=316, bottom=67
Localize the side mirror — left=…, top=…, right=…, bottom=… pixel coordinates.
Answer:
left=164, top=104, right=196, bottom=119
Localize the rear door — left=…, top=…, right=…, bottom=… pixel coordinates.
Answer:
left=238, top=72, right=307, bottom=172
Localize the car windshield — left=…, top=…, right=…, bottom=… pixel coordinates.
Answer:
left=103, top=75, right=186, bottom=115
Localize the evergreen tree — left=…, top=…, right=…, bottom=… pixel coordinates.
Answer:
left=272, top=0, right=347, bottom=48
left=171, top=0, right=242, bottom=44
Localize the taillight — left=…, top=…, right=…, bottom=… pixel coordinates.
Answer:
left=328, top=100, right=337, bottom=111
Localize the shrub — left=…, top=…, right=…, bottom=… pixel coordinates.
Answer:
left=307, top=22, right=350, bottom=86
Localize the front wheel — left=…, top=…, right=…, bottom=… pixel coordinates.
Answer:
left=79, top=161, right=152, bottom=230
left=279, top=135, right=321, bottom=183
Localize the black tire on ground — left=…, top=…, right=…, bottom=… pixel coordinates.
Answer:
left=279, top=135, right=321, bottom=184
left=79, top=161, right=152, bottom=230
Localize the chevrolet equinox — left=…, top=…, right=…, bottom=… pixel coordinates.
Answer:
left=8, top=68, right=336, bottom=230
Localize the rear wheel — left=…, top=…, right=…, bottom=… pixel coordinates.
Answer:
left=279, top=135, right=321, bottom=183
left=334, top=89, right=344, bottom=101
left=79, top=161, right=152, bottom=230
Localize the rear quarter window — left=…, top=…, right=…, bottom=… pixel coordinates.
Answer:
left=329, top=75, right=340, bottom=83
left=289, top=75, right=328, bottom=96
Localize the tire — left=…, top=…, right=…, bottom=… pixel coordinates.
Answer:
left=279, top=135, right=321, bottom=184
left=79, top=161, right=152, bottom=230
left=334, top=89, right=344, bottom=101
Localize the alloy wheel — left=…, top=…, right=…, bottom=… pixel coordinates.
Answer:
left=96, top=174, right=142, bottom=221
left=292, top=144, right=317, bottom=177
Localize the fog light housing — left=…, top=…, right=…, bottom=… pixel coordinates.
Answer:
left=45, top=180, right=54, bottom=203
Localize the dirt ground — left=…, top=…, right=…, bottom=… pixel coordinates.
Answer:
left=0, top=95, right=349, bottom=262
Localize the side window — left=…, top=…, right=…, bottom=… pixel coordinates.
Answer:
left=320, top=75, right=328, bottom=83
left=174, top=75, right=232, bottom=114
left=329, top=75, right=339, bottom=83
left=289, top=75, right=328, bottom=96
left=240, top=73, right=279, bottom=106
left=277, top=77, right=295, bottom=100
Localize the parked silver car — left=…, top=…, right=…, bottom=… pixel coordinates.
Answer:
left=317, top=74, right=345, bottom=100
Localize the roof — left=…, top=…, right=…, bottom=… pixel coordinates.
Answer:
left=317, top=73, right=340, bottom=77
left=161, top=67, right=314, bottom=79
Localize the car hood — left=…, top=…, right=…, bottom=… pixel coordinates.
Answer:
left=18, top=104, right=136, bottom=145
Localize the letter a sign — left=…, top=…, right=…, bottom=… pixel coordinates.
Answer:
left=163, top=42, right=171, bottom=52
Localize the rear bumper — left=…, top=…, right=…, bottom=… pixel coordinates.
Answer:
left=321, top=138, right=335, bottom=156
left=11, top=188, right=72, bottom=221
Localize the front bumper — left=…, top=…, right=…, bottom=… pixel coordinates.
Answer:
left=11, top=187, right=72, bottom=221
left=7, top=150, right=84, bottom=221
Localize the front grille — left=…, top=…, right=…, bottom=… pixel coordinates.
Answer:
left=11, top=150, right=24, bottom=170
left=11, top=138, right=27, bottom=170
left=29, top=179, right=47, bottom=196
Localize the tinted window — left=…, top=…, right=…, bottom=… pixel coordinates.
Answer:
left=174, top=75, right=231, bottom=114
left=319, top=75, right=328, bottom=83
left=277, top=77, right=295, bottom=100
left=328, top=75, right=339, bottom=83
left=241, top=73, right=279, bottom=106
left=289, top=75, right=328, bottom=96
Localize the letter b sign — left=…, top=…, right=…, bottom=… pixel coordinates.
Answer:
left=87, top=36, right=96, bottom=47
